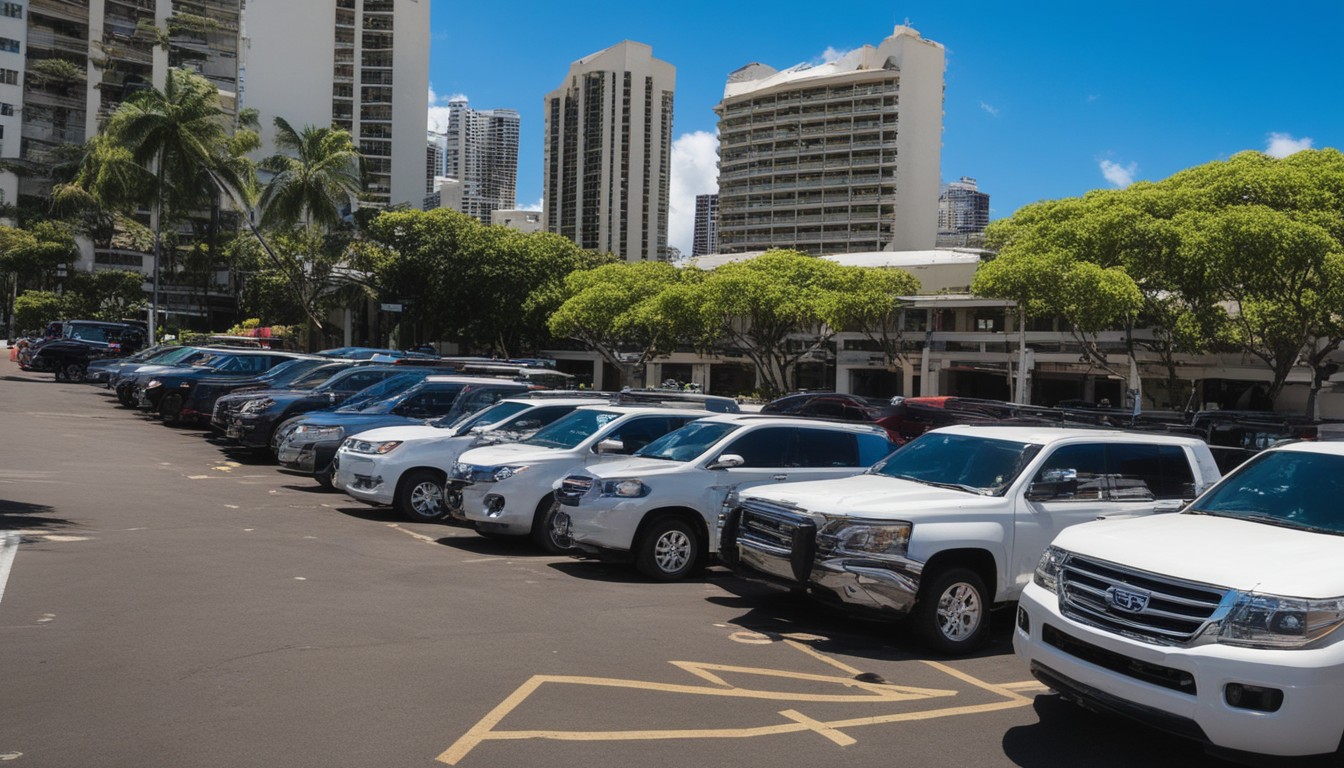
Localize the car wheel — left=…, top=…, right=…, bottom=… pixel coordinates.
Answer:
left=159, top=393, right=184, bottom=425
left=911, top=567, right=990, bottom=655
left=395, top=470, right=448, bottom=522
left=117, top=386, right=135, bottom=406
left=635, top=517, right=700, bottom=581
left=62, top=363, right=85, bottom=382
left=530, top=495, right=572, bottom=554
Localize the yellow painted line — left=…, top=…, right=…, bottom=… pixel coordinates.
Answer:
left=1001, top=680, right=1050, bottom=692
left=778, top=708, right=857, bottom=746
left=784, top=638, right=863, bottom=676
left=920, top=661, right=1031, bottom=703
left=387, top=524, right=439, bottom=545
left=437, top=676, right=546, bottom=765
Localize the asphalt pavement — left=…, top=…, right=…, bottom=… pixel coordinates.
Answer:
left=0, top=361, right=1238, bottom=767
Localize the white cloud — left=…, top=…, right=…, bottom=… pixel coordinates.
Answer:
left=814, top=46, right=853, bottom=64
left=979, top=101, right=1000, bottom=117
left=427, top=85, right=467, bottom=132
left=1265, top=132, right=1313, bottom=158
left=519, top=197, right=542, bottom=212
left=1099, top=159, right=1138, bottom=187
left=668, top=130, right=720, bottom=256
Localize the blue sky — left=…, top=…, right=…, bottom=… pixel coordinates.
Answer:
left=427, top=0, right=1343, bottom=255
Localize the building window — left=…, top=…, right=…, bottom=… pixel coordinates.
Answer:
left=0, top=38, right=18, bottom=53
left=0, top=3, right=20, bottom=19
left=0, top=68, right=15, bottom=84
left=0, top=103, right=13, bottom=116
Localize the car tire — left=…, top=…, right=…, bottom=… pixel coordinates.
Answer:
left=117, top=387, right=135, bottom=406
left=530, top=495, right=572, bottom=554
left=911, top=567, right=990, bottom=655
left=56, top=362, right=84, bottom=382
left=635, top=516, right=700, bottom=582
left=159, top=393, right=184, bottom=425
left=395, top=470, right=448, bottom=522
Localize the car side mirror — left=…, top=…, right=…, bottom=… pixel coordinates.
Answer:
left=1027, top=468, right=1078, bottom=501
left=596, top=438, right=625, bottom=454
left=708, top=453, right=746, bottom=470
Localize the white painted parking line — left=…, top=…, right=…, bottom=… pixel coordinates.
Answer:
left=0, top=531, right=19, bottom=605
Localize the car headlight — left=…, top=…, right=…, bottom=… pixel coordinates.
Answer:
left=493, top=465, right=529, bottom=482
left=344, top=439, right=403, bottom=455
left=600, top=478, right=650, bottom=498
left=1219, top=593, right=1344, bottom=649
left=146, top=379, right=162, bottom=389
left=1034, top=546, right=1067, bottom=593
left=294, top=425, right=344, bottom=442
left=450, top=462, right=472, bottom=480
left=820, top=517, right=911, bottom=559
left=238, top=398, right=275, bottom=413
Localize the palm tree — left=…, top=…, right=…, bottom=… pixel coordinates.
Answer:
left=255, top=117, right=362, bottom=348
left=100, top=68, right=253, bottom=344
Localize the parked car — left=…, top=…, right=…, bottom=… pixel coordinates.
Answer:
left=216, top=366, right=454, bottom=452
left=336, top=393, right=608, bottom=522
left=110, top=346, right=218, bottom=404
left=1015, top=440, right=1344, bottom=760
left=554, top=414, right=897, bottom=580
left=27, top=320, right=145, bottom=380
left=720, top=425, right=1222, bottom=653
left=135, top=350, right=305, bottom=424
left=86, top=344, right=188, bottom=385
left=761, top=392, right=908, bottom=443
left=451, top=403, right=715, bottom=551
left=183, top=357, right=341, bottom=423
left=275, top=376, right=535, bottom=487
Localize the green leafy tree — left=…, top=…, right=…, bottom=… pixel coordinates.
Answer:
left=549, top=261, right=688, bottom=387
left=669, top=250, right=864, bottom=396
left=258, top=118, right=361, bottom=231
left=60, top=270, right=148, bottom=321
left=829, top=265, right=922, bottom=369
left=13, top=290, right=64, bottom=333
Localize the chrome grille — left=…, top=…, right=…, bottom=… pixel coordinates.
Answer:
left=1059, top=554, right=1229, bottom=646
left=736, top=499, right=811, bottom=553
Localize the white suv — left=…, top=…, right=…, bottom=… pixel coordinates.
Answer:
left=1016, top=440, right=1344, bottom=760
left=334, top=394, right=607, bottom=522
left=553, top=415, right=897, bottom=581
left=450, top=405, right=712, bottom=551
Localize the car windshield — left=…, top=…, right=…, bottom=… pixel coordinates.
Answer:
left=335, top=374, right=423, bottom=412
left=522, top=409, right=621, bottom=450
left=289, top=365, right=344, bottom=389
left=358, top=381, right=465, bottom=415
left=869, top=432, right=1036, bottom=496
left=635, top=421, right=737, bottom=462
left=1187, top=450, right=1344, bottom=535
left=153, top=346, right=202, bottom=365
left=260, top=358, right=307, bottom=381
left=433, top=400, right=531, bottom=431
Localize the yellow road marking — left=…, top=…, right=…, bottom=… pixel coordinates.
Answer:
left=436, top=638, right=1040, bottom=765
left=387, top=524, right=439, bottom=545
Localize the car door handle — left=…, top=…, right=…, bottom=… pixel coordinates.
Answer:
left=773, top=474, right=788, bottom=481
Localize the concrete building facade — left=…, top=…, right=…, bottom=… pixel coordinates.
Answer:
left=691, top=193, right=718, bottom=257
left=938, top=176, right=989, bottom=235
left=434, top=97, right=518, bottom=224
left=243, top=0, right=429, bottom=211
left=714, top=26, right=945, bottom=255
left=543, top=40, right=675, bottom=261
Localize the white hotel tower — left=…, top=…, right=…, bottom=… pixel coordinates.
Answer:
left=244, top=0, right=430, bottom=211
left=715, top=25, right=945, bottom=255
left=544, top=41, right=675, bottom=261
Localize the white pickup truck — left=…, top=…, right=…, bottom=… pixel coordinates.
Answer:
left=1015, top=440, right=1344, bottom=761
left=721, top=425, right=1221, bottom=654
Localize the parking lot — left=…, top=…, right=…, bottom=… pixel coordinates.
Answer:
left=0, top=363, right=1238, bottom=767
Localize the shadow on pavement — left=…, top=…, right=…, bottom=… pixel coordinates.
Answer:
left=1002, top=694, right=1235, bottom=767
left=0, top=499, right=73, bottom=531
left=332, top=505, right=401, bottom=523
left=436, top=534, right=553, bottom=558
left=706, top=575, right=1019, bottom=663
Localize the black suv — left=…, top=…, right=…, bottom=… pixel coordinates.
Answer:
left=28, top=320, right=146, bottom=381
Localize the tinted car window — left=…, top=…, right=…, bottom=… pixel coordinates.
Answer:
left=795, top=429, right=859, bottom=467
left=1034, top=444, right=1108, bottom=500
left=723, top=427, right=795, bottom=467
left=609, top=416, right=687, bottom=454
left=857, top=433, right=897, bottom=466
left=333, top=370, right=392, bottom=392
left=1110, top=444, right=1196, bottom=500
left=524, top=409, right=622, bottom=450
left=636, top=421, right=737, bottom=462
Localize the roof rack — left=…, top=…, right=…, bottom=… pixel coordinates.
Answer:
left=513, top=389, right=611, bottom=399
left=609, top=388, right=741, bottom=413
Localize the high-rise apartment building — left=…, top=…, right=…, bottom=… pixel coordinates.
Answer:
left=426, top=130, right=445, bottom=195
left=243, top=0, right=429, bottom=210
left=715, top=26, right=945, bottom=255
left=437, top=96, right=518, bottom=224
left=937, top=176, right=989, bottom=234
left=692, top=193, right=718, bottom=256
left=544, top=41, right=675, bottom=261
